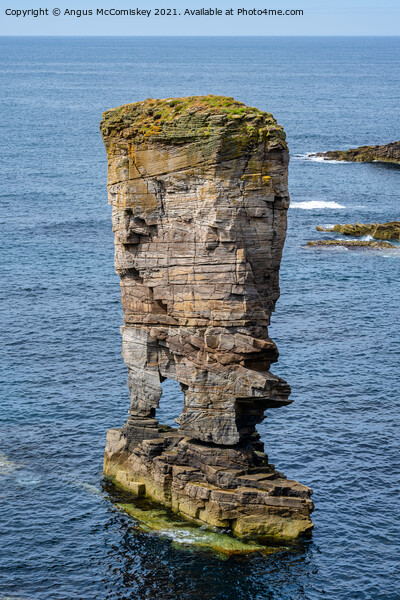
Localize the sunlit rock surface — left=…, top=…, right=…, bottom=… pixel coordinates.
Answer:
left=316, top=221, right=400, bottom=241
left=100, top=96, right=313, bottom=543
left=310, top=140, right=400, bottom=164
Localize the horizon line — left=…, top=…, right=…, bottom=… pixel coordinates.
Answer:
left=1, top=34, right=400, bottom=38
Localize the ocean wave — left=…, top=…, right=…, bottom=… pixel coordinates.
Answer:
left=307, top=156, right=344, bottom=164
left=292, top=153, right=311, bottom=160
left=383, top=254, right=400, bottom=258
left=292, top=153, right=348, bottom=163
left=290, top=200, right=345, bottom=210
left=304, top=244, right=349, bottom=252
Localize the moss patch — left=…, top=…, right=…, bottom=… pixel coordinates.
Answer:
left=100, top=95, right=285, bottom=146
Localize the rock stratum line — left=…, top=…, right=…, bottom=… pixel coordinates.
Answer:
left=100, top=96, right=313, bottom=542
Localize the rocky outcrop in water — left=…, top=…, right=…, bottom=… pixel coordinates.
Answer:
left=100, top=96, right=313, bottom=542
left=310, top=141, right=400, bottom=164
left=307, top=240, right=397, bottom=249
left=316, top=222, right=400, bottom=241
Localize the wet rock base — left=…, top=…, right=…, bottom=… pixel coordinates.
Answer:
left=104, top=424, right=314, bottom=543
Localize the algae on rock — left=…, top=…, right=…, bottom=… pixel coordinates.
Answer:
left=307, top=240, right=397, bottom=249
left=316, top=222, right=400, bottom=241
left=100, top=95, right=313, bottom=545
left=309, top=140, right=400, bottom=164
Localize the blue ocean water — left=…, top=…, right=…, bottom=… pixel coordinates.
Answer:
left=0, top=37, right=399, bottom=600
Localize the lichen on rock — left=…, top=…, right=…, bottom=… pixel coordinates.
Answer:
left=100, top=95, right=313, bottom=544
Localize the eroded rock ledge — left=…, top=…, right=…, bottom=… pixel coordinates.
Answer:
left=310, top=140, right=400, bottom=164
left=100, top=96, right=313, bottom=542
left=316, top=222, right=400, bottom=241
left=307, top=240, right=397, bottom=249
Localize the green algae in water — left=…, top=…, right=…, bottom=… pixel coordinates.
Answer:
left=117, top=501, right=280, bottom=558
left=103, top=476, right=289, bottom=557
left=0, top=453, right=22, bottom=477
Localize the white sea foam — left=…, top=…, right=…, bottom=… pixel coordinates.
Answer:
left=161, top=528, right=202, bottom=544
left=292, top=153, right=348, bottom=164
left=16, top=475, right=42, bottom=486
left=292, top=153, right=311, bottom=160
left=74, top=481, right=104, bottom=497
left=290, top=200, right=345, bottom=210
left=307, top=156, right=344, bottom=164
left=304, top=244, right=349, bottom=252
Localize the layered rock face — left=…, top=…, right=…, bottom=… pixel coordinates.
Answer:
left=310, top=140, right=400, bottom=164
left=100, top=96, right=313, bottom=542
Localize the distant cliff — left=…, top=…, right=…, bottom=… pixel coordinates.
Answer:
left=100, top=96, right=313, bottom=543
left=310, top=140, right=400, bottom=164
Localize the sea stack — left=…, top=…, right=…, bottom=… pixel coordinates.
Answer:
left=100, top=96, right=313, bottom=542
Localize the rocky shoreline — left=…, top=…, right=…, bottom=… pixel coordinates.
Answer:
left=316, top=221, right=400, bottom=241
left=307, top=240, right=397, bottom=249
left=310, top=140, right=400, bottom=164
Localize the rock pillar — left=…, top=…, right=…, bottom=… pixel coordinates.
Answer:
left=101, top=96, right=313, bottom=542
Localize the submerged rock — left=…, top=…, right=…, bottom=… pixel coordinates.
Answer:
left=310, top=140, right=400, bottom=164
left=307, top=240, right=397, bottom=249
left=0, top=453, right=22, bottom=476
left=100, top=95, right=313, bottom=545
left=116, top=498, right=277, bottom=556
left=316, top=222, right=400, bottom=241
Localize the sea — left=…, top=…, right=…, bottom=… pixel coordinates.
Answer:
left=0, top=37, right=399, bottom=600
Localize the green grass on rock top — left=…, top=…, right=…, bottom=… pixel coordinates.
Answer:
left=100, top=95, right=285, bottom=144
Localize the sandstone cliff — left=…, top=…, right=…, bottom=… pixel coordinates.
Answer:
left=310, top=141, right=400, bottom=164
left=100, top=96, right=313, bottom=543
